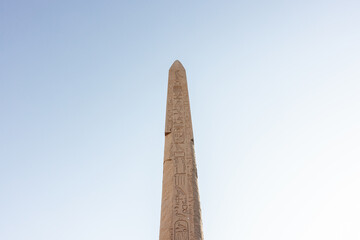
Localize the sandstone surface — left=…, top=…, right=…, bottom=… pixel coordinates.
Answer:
left=159, top=60, right=204, bottom=240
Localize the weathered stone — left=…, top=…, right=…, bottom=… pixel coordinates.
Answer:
left=159, top=60, right=204, bottom=240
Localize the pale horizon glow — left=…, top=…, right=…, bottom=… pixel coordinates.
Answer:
left=1, top=1, right=360, bottom=240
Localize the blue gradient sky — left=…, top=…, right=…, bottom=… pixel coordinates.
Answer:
left=1, top=1, right=360, bottom=239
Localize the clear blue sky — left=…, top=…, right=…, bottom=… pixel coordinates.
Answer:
left=1, top=1, right=359, bottom=239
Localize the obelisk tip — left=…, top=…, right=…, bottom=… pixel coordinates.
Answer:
left=170, top=60, right=185, bottom=70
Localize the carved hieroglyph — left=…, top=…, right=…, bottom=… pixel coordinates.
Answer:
left=159, top=60, right=204, bottom=240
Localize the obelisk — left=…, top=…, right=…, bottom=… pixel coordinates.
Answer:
left=159, top=60, right=204, bottom=240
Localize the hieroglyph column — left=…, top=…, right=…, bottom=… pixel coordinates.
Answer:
left=159, top=60, right=204, bottom=240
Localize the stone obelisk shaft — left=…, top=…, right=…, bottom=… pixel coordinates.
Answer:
left=159, top=60, right=203, bottom=240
